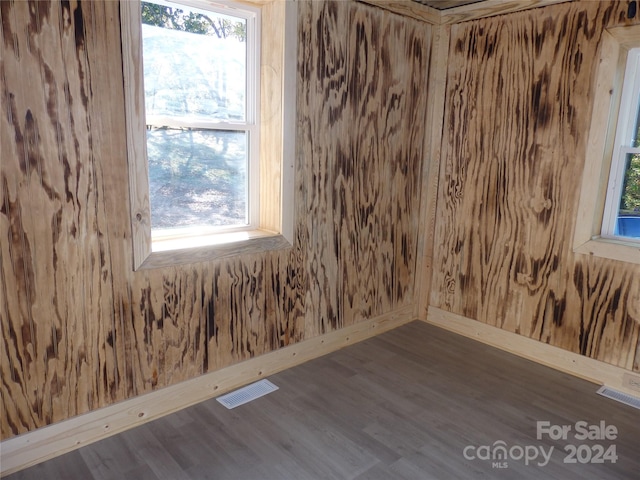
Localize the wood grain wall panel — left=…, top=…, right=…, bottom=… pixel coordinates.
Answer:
left=299, top=0, right=346, bottom=338
left=1, top=0, right=430, bottom=439
left=343, top=5, right=430, bottom=321
left=299, top=1, right=430, bottom=337
left=430, top=1, right=640, bottom=371
left=1, top=0, right=131, bottom=434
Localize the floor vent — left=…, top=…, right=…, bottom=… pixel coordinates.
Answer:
left=597, top=386, right=640, bottom=410
left=216, top=379, right=279, bottom=409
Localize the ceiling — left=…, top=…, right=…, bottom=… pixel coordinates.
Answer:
left=412, top=0, right=486, bottom=10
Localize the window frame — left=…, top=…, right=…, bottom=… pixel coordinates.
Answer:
left=574, top=25, right=640, bottom=264
left=143, top=0, right=260, bottom=237
left=121, top=0, right=296, bottom=269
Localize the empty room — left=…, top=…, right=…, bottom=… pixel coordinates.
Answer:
left=1, top=0, right=640, bottom=478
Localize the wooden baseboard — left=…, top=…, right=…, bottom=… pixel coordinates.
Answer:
left=6, top=305, right=637, bottom=476
left=0, top=306, right=414, bottom=477
left=425, top=306, right=640, bottom=397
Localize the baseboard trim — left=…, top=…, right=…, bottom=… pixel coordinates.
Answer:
left=1, top=306, right=414, bottom=476
left=425, top=306, right=640, bottom=397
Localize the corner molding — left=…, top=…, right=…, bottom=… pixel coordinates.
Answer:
left=357, top=0, right=573, bottom=25
left=439, top=0, right=573, bottom=24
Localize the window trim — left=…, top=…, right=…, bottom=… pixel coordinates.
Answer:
left=573, top=25, right=640, bottom=264
left=121, top=0, right=296, bottom=269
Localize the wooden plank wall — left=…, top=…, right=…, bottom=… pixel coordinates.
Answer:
left=0, top=0, right=431, bottom=439
left=430, top=1, right=640, bottom=372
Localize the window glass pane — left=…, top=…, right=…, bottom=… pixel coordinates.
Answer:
left=147, top=128, right=248, bottom=230
left=633, top=102, right=640, bottom=148
left=141, top=2, right=246, bottom=121
left=615, top=153, right=640, bottom=238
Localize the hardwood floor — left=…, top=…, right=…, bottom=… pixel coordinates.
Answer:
left=5, top=321, right=640, bottom=479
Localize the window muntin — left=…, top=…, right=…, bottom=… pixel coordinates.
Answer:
left=601, top=47, right=640, bottom=240
left=140, top=0, right=260, bottom=242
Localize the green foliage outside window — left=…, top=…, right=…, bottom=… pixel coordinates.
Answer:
left=620, top=116, right=640, bottom=213
left=141, top=2, right=246, bottom=41
left=620, top=154, right=640, bottom=213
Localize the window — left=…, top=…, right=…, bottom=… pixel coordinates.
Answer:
left=142, top=0, right=259, bottom=236
left=574, top=25, right=640, bottom=264
left=601, top=48, right=640, bottom=240
left=121, top=0, right=296, bottom=269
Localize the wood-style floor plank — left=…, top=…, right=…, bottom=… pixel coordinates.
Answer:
left=5, top=321, right=640, bottom=479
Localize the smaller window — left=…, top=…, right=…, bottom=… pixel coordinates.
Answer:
left=574, top=25, right=640, bottom=264
left=601, top=48, right=640, bottom=240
